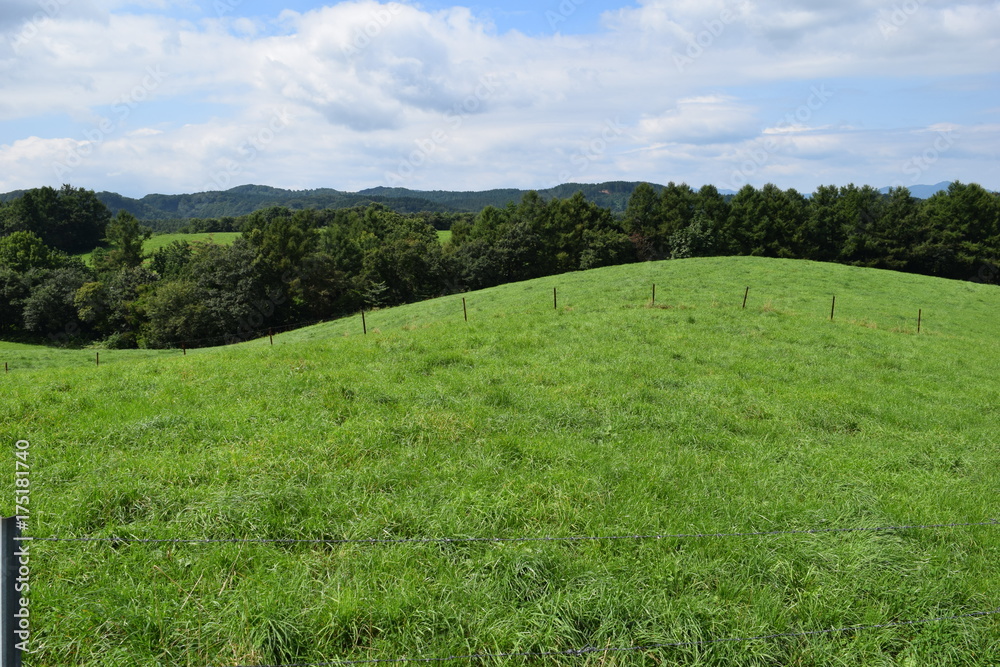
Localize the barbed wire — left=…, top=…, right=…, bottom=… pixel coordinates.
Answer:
left=218, top=608, right=1000, bottom=667
left=0, top=316, right=337, bottom=360
left=3, top=277, right=935, bottom=369
left=22, top=518, right=998, bottom=546
left=159, top=317, right=332, bottom=348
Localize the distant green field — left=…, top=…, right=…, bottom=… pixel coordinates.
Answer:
left=144, top=231, right=240, bottom=252
left=78, top=232, right=240, bottom=265
left=2, top=257, right=999, bottom=665
left=437, top=229, right=452, bottom=244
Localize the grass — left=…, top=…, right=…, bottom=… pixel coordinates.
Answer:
left=437, top=229, right=452, bottom=244
left=2, top=256, right=999, bottom=666
left=144, top=232, right=241, bottom=253
left=77, top=232, right=241, bottom=265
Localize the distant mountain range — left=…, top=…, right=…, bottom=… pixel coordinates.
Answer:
left=1, top=182, right=988, bottom=227
left=0, top=182, right=654, bottom=222
left=877, top=181, right=953, bottom=198
left=0, top=182, right=656, bottom=223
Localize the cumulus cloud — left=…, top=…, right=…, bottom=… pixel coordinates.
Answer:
left=637, top=96, right=760, bottom=145
left=0, top=0, right=997, bottom=196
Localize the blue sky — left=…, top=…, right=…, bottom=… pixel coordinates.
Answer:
left=1, top=0, right=998, bottom=197
left=137, top=0, right=610, bottom=35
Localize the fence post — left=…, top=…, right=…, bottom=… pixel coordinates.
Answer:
left=918, top=309, right=922, bottom=334
left=742, top=286, right=749, bottom=309
left=1, top=516, right=24, bottom=667
left=361, top=309, right=367, bottom=335
left=652, top=284, right=656, bottom=305
left=830, top=295, right=836, bottom=321
left=553, top=287, right=557, bottom=310
left=463, top=298, right=468, bottom=323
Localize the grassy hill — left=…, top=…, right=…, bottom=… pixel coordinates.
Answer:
left=2, top=257, right=998, bottom=665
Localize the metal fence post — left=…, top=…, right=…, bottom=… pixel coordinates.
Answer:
left=1, top=517, right=24, bottom=667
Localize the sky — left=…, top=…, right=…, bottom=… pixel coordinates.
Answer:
left=0, top=0, right=998, bottom=198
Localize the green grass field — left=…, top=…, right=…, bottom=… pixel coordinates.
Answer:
left=78, top=232, right=241, bottom=265
left=144, top=232, right=241, bottom=252
left=2, top=257, right=999, bottom=666
left=437, top=229, right=452, bottom=244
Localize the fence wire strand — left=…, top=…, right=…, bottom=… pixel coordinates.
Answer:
left=22, top=519, right=999, bottom=546
left=218, top=608, right=1000, bottom=667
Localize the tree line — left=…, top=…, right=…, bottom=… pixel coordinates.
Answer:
left=0, top=181, right=997, bottom=348
left=448, top=181, right=999, bottom=288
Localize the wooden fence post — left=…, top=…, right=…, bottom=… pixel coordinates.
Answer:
left=742, top=286, right=749, bottom=309
left=361, top=309, right=367, bottom=335
left=553, top=287, right=558, bottom=310
left=463, top=298, right=468, bottom=322
left=918, top=309, right=922, bottom=334
left=830, top=295, right=836, bottom=321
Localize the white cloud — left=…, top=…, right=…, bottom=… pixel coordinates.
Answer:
left=0, top=0, right=997, bottom=196
left=637, top=96, right=760, bottom=145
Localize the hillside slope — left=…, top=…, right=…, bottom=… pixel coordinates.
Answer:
left=2, top=257, right=998, bottom=665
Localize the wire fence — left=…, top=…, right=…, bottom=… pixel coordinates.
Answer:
left=2, top=280, right=936, bottom=373
left=18, top=519, right=999, bottom=664
left=22, top=518, right=1000, bottom=546
left=6, top=281, right=993, bottom=664
left=160, top=317, right=333, bottom=348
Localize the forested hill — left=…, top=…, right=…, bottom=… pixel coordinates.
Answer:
left=1, top=182, right=983, bottom=233
left=1, top=182, right=679, bottom=226
left=94, top=185, right=458, bottom=222
left=101, top=182, right=666, bottom=221
left=358, top=181, right=661, bottom=213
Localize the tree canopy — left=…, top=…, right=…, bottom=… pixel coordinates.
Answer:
left=0, top=185, right=110, bottom=254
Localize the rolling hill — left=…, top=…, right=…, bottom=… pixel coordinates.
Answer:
left=2, top=257, right=998, bottom=665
